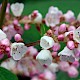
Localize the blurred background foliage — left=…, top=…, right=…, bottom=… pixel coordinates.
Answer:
left=0, top=0, right=80, bottom=80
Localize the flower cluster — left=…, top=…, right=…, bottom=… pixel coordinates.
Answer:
left=0, top=2, right=80, bottom=80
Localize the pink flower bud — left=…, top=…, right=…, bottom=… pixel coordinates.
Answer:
left=59, top=61, right=70, bottom=72
left=6, top=3, right=10, bottom=14
left=68, top=26, right=76, bottom=31
left=24, top=24, right=30, bottom=30
left=67, top=41, right=75, bottom=50
left=67, top=66, right=78, bottom=78
left=14, top=34, right=22, bottom=41
left=0, top=53, right=4, bottom=59
left=6, top=47, right=10, bottom=52
left=52, top=43, right=60, bottom=51
left=58, top=34, right=64, bottom=41
left=52, top=52, right=57, bottom=57
left=13, top=19, right=19, bottom=25
left=58, top=24, right=67, bottom=33
left=72, top=61, right=79, bottom=68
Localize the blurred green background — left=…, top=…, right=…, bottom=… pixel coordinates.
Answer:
left=1, top=0, right=80, bottom=80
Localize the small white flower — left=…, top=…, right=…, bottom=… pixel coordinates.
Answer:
left=40, top=36, right=54, bottom=49
left=11, top=3, right=24, bottom=17
left=58, top=46, right=75, bottom=62
left=36, top=50, right=52, bottom=66
left=77, top=13, right=80, bottom=21
left=0, top=29, right=7, bottom=41
left=73, top=27, right=80, bottom=43
left=10, top=42, right=27, bottom=60
left=45, top=6, right=62, bottom=27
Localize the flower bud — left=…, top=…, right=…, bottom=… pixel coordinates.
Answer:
left=72, top=61, right=79, bottom=68
left=24, top=24, right=30, bottom=30
left=59, top=61, right=70, bottom=72
left=67, top=66, right=78, bottom=78
left=68, top=26, right=75, bottom=31
left=58, top=34, right=64, bottom=41
left=67, top=41, right=75, bottom=50
left=14, top=34, right=22, bottom=42
left=58, top=24, right=66, bottom=33
left=52, top=43, right=60, bottom=51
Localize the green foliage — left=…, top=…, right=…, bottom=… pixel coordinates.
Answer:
left=0, top=67, right=18, bottom=80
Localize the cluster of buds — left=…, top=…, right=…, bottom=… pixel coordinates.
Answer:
left=0, top=2, right=80, bottom=80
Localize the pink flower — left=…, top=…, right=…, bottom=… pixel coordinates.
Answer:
left=52, top=43, right=60, bottom=52
left=44, top=70, right=56, bottom=80
left=67, top=66, right=79, bottom=78
left=59, top=61, right=70, bottom=72
left=3, top=24, right=17, bottom=40
left=45, top=6, right=62, bottom=27
left=64, top=10, right=75, bottom=22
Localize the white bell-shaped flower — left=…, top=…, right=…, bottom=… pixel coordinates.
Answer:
left=58, top=46, right=75, bottom=62
left=36, top=50, right=52, bottom=66
left=0, top=29, right=7, bottom=41
left=10, top=42, right=27, bottom=60
left=11, top=2, right=24, bottom=17
left=40, top=36, right=54, bottom=49
left=73, top=27, right=80, bottom=43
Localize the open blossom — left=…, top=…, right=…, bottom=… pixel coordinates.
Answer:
left=45, top=6, right=62, bottom=27
left=3, top=24, right=17, bottom=40
left=73, top=27, right=80, bottom=43
left=36, top=50, right=52, bottom=66
left=0, top=29, right=7, bottom=41
left=10, top=42, right=27, bottom=60
left=11, top=3, right=24, bottom=17
left=58, top=46, right=75, bottom=62
left=64, top=10, right=75, bottom=22
left=40, top=36, right=54, bottom=49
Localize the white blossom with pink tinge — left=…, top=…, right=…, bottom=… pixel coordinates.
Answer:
left=11, top=3, right=24, bottom=17
left=45, top=6, right=62, bottom=27
left=40, top=36, right=54, bottom=49
left=73, top=27, right=80, bottom=43
left=64, top=10, right=75, bottom=22
left=10, top=43, right=27, bottom=60
left=36, top=50, right=52, bottom=66
left=58, top=46, right=75, bottom=62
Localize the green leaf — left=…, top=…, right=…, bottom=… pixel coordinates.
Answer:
left=0, top=67, right=18, bottom=80
left=0, top=0, right=8, bottom=29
